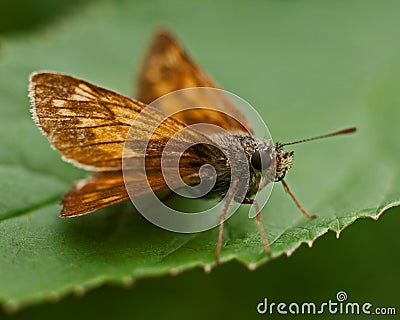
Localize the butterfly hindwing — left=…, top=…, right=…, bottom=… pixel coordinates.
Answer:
left=137, top=30, right=253, bottom=135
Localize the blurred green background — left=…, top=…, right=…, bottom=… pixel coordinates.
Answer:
left=1, top=0, right=399, bottom=319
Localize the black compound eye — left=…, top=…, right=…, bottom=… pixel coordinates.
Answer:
left=251, top=149, right=272, bottom=171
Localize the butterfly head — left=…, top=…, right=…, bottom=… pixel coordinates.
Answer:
left=272, top=145, right=294, bottom=182
left=248, top=126, right=358, bottom=194
left=249, top=142, right=294, bottom=187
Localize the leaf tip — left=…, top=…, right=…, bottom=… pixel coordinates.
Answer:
left=285, top=247, right=296, bottom=257
left=3, top=300, right=19, bottom=314
left=47, top=291, right=62, bottom=303
left=122, top=276, right=135, bottom=287
left=168, top=268, right=181, bottom=276
left=73, top=285, right=86, bottom=297
left=203, top=264, right=213, bottom=274
left=247, top=263, right=258, bottom=271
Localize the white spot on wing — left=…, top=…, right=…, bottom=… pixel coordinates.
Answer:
left=75, top=179, right=88, bottom=190
left=53, top=99, right=66, bottom=107
left=73, top=84, right=97, bottom=100
left=78, top=118, right=97, bottom=126
left=71, top=94, right=90, bottom=101
left=58, top=109, right=77, bottom=116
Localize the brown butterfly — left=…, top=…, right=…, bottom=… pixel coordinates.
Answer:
left=29, top=30, right=355, bottom=263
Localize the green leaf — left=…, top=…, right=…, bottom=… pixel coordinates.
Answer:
left=1, top=0, right=399, bottom=311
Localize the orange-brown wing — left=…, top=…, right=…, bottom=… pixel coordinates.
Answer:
left=61, top=172, right=129, bottom=217
left=30, top=72, right=147, bottom=171
left=61, top=159, right=214, bottom=217
left=60, top=171, right=164, bottom=217
left=30, top=72, right=208, bottom=171
left=137, top=30, right=253, bottom=135
left=60, top=161, right=210, bottom=217
left=30, top=72, right=214, bottom=217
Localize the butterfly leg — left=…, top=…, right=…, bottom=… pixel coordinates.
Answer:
left=281, top=179, right=317, bottom=219
left=215, top=203, right=228, bottom=265
left=242, top=198, right=272, bottom=258
left=215, top=179, right=239, bottom=265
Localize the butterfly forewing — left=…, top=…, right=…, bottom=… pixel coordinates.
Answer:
left=30, top=72, right=214, bottom=216
left=30, top=72, right=145, bottom=171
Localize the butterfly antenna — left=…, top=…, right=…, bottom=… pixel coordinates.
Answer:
left=281, top=127, right=356, bottom=146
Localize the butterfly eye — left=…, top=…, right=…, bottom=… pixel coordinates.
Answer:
left=251, top=150, right=272, bottom=171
